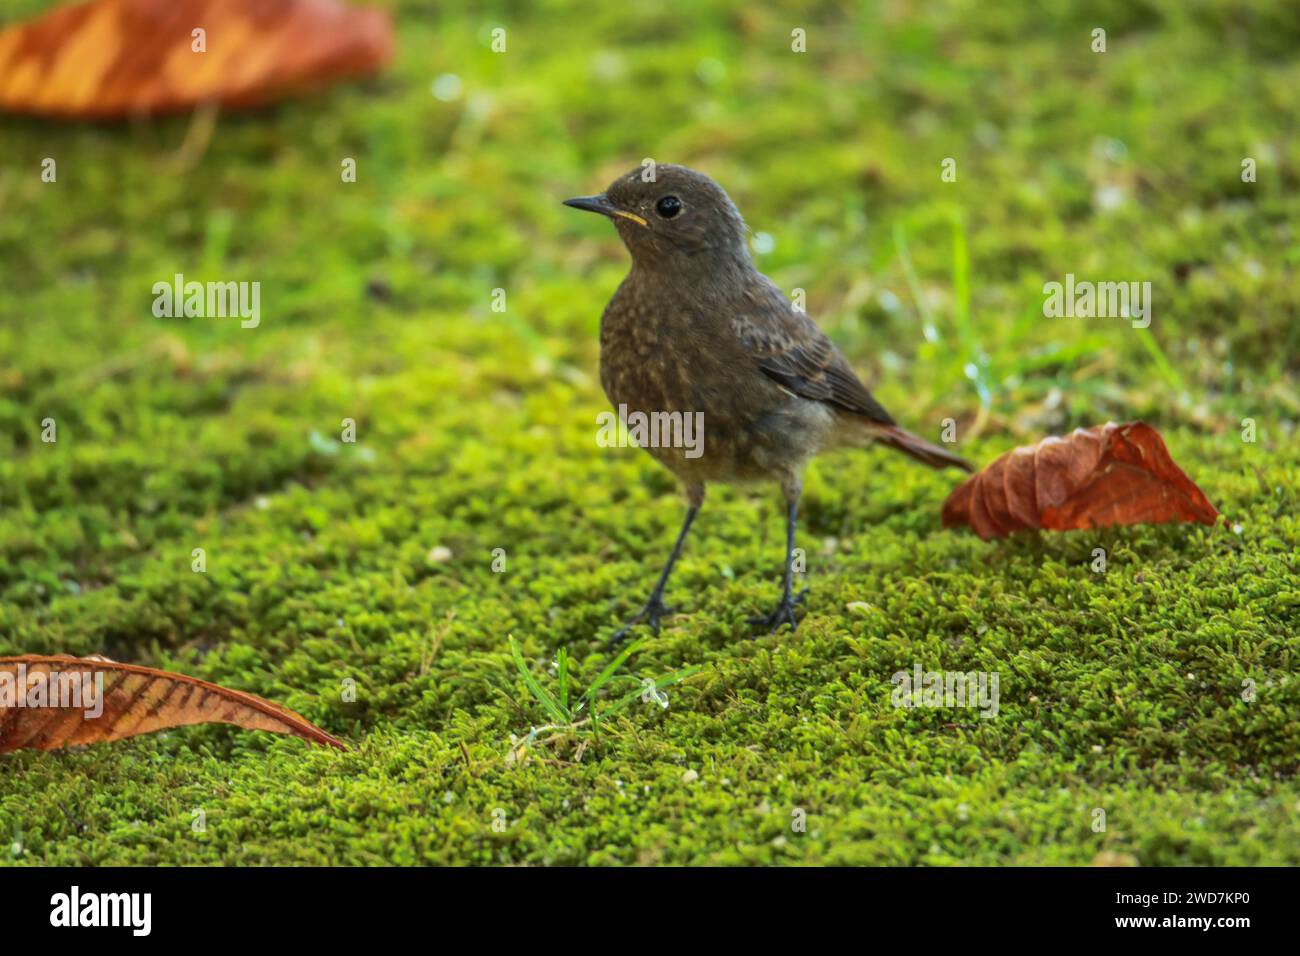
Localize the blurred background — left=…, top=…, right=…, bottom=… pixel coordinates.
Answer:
left=0, top=0, right=1297, bottom=865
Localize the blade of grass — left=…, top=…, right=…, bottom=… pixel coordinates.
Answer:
left=508, top=636, right=569, bottom=724
left=557, top=646, right=569, bottom=714
left=580, top=636, right=646, bottom=705
left=1134, top=324, right=1185, bottom=392
left=596, top=665, right=703, bottom=719
left=950, top=210, right=992, bottom=406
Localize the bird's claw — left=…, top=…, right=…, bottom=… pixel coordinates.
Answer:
left=749, top=587, right=808, bottom=634
left=608, top=595, right=677, bottom=647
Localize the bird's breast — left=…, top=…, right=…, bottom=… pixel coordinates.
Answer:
left=597, top=280, right=832, bottom=483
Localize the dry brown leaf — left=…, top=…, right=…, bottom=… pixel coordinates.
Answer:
left=942, top=421, right=1221, bottom=540
left=0, top=655, right=345, bottom=753
left=0, top=0, right=393, bottom=119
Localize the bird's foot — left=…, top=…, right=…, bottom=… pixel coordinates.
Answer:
left=749, top=587, right=808, bottom=634
left=608, top=595, right=677, bottom=647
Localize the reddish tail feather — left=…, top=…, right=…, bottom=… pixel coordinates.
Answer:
left=875, top=424, right=974, bottom=472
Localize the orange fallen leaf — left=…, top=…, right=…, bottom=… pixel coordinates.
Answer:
left=0, top=655, right=345, bottom=753
left=0, top=0, right=393, bottom=119
left=942, top=421, right=1221, bottom=540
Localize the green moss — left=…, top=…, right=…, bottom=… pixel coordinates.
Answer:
left=0, top=0, right=1297, bottom=865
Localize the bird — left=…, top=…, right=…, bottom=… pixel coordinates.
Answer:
left=564, top=163, right=972, bottom=644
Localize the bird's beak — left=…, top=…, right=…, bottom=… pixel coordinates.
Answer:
left=563, top=194, right=648, bottom=227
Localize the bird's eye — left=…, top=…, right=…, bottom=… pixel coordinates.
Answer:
left=655, top=195, right=683, bottom=219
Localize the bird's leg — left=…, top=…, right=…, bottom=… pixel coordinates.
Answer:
left=609, top=485, right=704, bottom=647
left=751, top=477, right=807, bottom=634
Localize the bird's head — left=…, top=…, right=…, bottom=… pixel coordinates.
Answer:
left=564, top=164, right=750, bottom=268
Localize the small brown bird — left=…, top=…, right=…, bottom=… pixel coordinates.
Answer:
left=566, top=164, right=972, bottom=643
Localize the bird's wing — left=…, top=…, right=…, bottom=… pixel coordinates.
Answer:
left=731, top=277, right=896, bottom=426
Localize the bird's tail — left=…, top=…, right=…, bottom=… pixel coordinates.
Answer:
left=873, top=423, right=974, bottom=472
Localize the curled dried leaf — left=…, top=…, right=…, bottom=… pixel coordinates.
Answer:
left=942, top=421, right=1220, bottom=540
left=0, top=0, right=393, bottom=119
left=0, top=655, right=345, bottom=753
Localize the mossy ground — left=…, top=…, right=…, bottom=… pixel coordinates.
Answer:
left=1, top=0, right=1298, bottom=865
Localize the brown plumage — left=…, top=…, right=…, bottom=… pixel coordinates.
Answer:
left=566, top=164, right=972, bottom=642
